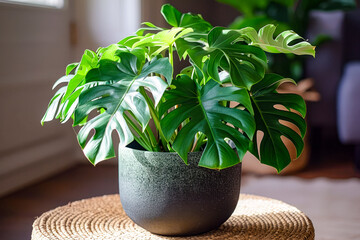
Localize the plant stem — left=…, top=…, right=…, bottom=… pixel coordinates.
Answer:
left=193, top=132, right=206, bottom=152
left=127, top=110, right=159, bottom=151
left=168, top=44, right=174, bottom=67
left=133, top=134, right=152, bottom=151
left=139, top=87, right=170, bottom=151
left=145, top=125, right=161, bottom=151
left=124, top=113, right=152, bottom=151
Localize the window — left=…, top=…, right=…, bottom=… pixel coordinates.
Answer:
left=0, top=0, right=64, bottom=8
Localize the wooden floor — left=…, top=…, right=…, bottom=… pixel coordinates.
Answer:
left=0, top=164, right=119, bottom=240
left=1, top=142, right=359, bottom=240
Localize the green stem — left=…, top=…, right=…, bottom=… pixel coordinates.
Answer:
left=193, top=132, right=206, bottom=152
left=145, top=125, right=160, bottom=151
left=124, top=114, right=152, bottom=151
left=133, top=134, right=152, bottom=151
left=127, top=110, right=159, bottom=151
left=139, top=87, right=169, bottom=151
left=169, top=44, right=174, bottom=67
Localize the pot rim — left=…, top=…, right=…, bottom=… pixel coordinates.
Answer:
left=119, top=146, right=202, bottom=156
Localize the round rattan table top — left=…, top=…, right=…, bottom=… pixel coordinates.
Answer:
left=32, top=194, right=314, bottom=240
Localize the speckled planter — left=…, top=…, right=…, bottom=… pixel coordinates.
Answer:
left=118, top=147, right=242, bottom=236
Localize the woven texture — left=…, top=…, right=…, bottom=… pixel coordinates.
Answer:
left=32, top=194, right=314, bottom=240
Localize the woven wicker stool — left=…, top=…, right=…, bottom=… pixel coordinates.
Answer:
left=32, top=194, right=314, bottom=239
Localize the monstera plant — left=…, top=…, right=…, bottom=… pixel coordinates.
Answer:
left=42, top=4, right=315, bottom=172
left=41, top=4, right=315, bottom=235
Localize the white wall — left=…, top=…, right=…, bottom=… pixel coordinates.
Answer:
left=73, top=0, right=141, bottom=59
left=0, top=0, right=141, bottom=196
left=0, top=2, right=78, bottom=196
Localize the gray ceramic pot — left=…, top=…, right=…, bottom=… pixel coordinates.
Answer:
left=118, top=147, right=241, bottom=236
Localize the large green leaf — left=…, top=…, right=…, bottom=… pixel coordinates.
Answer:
left=250, top=73, right=306, bottom=172
left=41, top=50, right=100, bottom=124
left=42, top=46, right=150, bottom=125
left=132, top=27, right=193, bottom=58
left=62, top=50, right=99, bottom=103
left=41, top=85, right=67, bottom=125
left=161, top=4, right=213, bottom=32
left=188, top=27, right=267, bottom=89
left=160, top=75, right=255, bottom=169
left=41, top=74, right=80, bottom=125
left=239, top=24, right=316, bottom=57
left=74, top=53, right=172, bottom=164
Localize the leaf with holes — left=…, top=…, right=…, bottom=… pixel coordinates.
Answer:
left=160, top=75, right=255, bottom=169
left=187, top=27, right=268, bottom=90
left=74, top=52, right=172, bottom=164
left=239, top=24, right=316, bottom=57
left=132, top=27, right=194, bottom=58
left=250, top=73, right=306, bottom=172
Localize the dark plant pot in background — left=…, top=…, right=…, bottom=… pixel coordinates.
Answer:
left=118, top=147, right=242, bottom=236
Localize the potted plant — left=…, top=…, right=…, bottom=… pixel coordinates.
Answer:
left=41, top=4, right=315, bottom=236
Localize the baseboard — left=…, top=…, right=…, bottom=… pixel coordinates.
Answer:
left=0, top=137, right=79, bottom=197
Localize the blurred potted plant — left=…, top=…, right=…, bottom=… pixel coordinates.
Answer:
left=216, top=0, right=355, bottom=80
left=41, top=4, right=315, bottom=236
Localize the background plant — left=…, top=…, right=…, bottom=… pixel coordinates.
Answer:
left=216, top=0, right=356, bottom=80
left=42, top=4, right=315, bottom=172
